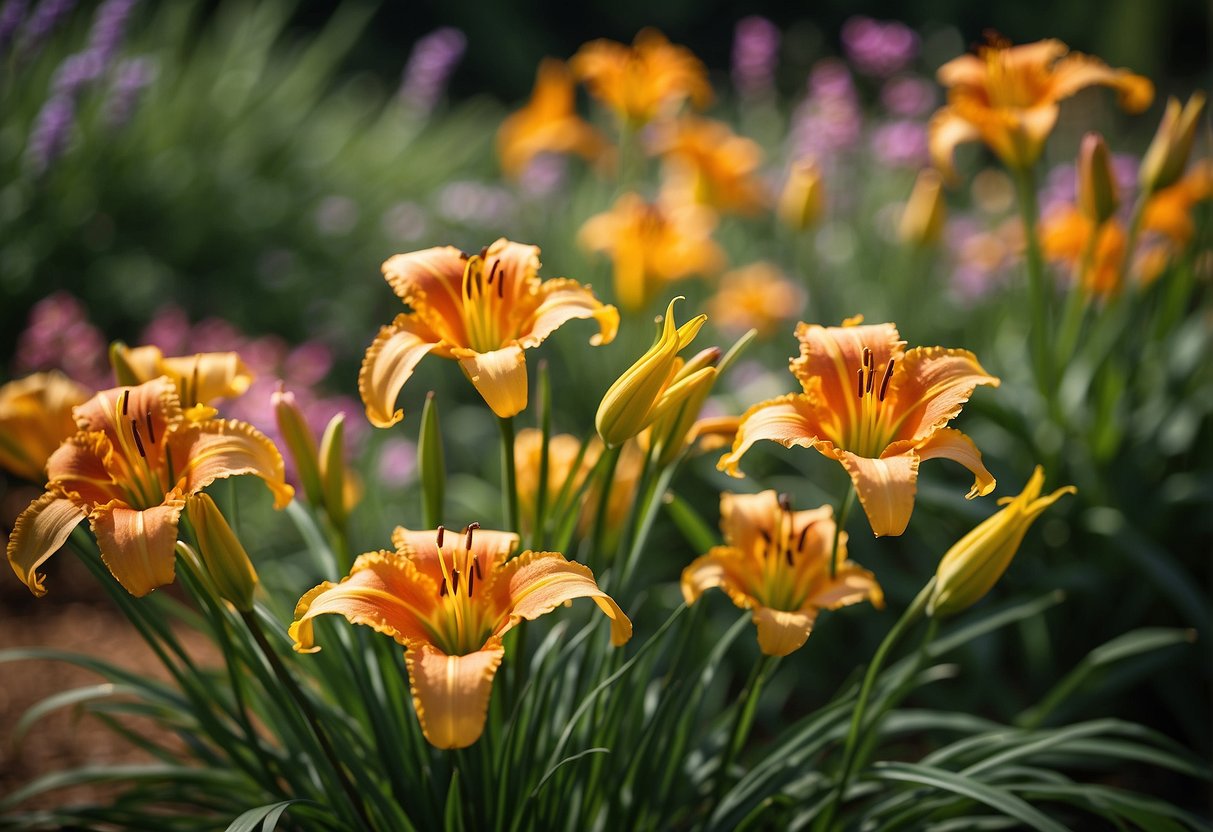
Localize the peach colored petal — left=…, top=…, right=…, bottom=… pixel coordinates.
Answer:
left=6, top=494, right=86, bottom=596
left=406, top=639, right=504, bottom=749
left=453, top=345, right=528, bottom=419
left=887, top=346, right=1000, bottom=443
left=838, top=448, right=920, bottom=538
left=381, top=247, right=468, bottom=334
left=717, top=394, right=824, bottom=477
left=518, top=278, right=619, bottom=349
left=170, top=419, right=293, bottom=508
left=359, top=314, right=442, bottom=429
left=391, top=526, right=519, bottom=587
left=928, top=106, right=982, bottom=181
left=1049, top=53, right=1153, bottom=111
left=680, top=546, right=756, bottom=610
left=791, top=321, right=905, bottom=425
left=752, top=606, right=817, bottom=657
left=46, top=432, right=121, bottom=506
left=289, top=550, right=439, bottom=652
left=74, top=378, right=182, bottom=462
left=915, top=427, right=996, bottom=499
left=491, top=550, right=632, bottom=646
left=89, top=501, right=183, bottom=597
left=160, top=351, right=253, bottom=405
left=935, top=53, right=987, bottom=89
left=806, top=562, right=884, bottom=610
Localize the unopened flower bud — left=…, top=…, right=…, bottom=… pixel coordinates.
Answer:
left=273, top=385, right=323, bottom=505
left=1140, top=92, right=1206, bottom=194
left=778, top=158, right=825, bottom=231
left=928, top=466, right=1075, bottom=618
left=319, top=412, right=359, bottom=528
left=596, top=297, right=707, bottom=448
left=644, top=347, right=721, bottom=467
left=186, top=493, right=259, bottom=611
left=898, top=168, right=947, bottom=246
left=1077, top=132, right=1118, bottom=225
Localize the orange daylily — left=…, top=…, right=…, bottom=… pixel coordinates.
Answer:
left=290, top=524, right=631, bottom=748
left=930, top=38, right=1153, bottom=179
left=719, top=318, right=1000, bottom=538
left=497, top=58, right=610, bottom=179
left=570, top=29, right=711, bottom=126
left=707, top=262, right=805, bottom=338
left=7, top=377, right=292, bottom=597
left=111, top=343, right=252, bottom=412
left=682, top=491, right=883, bottom=656
left=653, top=117, right=768, bottom=215
left=360, top=238, right=618, bottom=426
left=579, top=193, right=725, bottom=311
left=0, top=371, right=90, bottom=482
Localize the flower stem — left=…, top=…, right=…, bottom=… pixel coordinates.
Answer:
left=828, top=486, right=855, bottom=579
left=712, top=654, right=778, bottom=806
left=240, top=609, right=374, bottom=832
left=499, top=415, right=520, bottom=534
left=588, top=443, right=623, bottom=564
left=1013, top=167, right=1055, bottom=404
left=816, top=578, right=934, bottom=831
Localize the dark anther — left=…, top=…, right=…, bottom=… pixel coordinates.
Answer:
left=130, top=419, right=147, bottom=458
left=797, top=524, right=810, bottom=551
left=436, top=525, right=445, bottom=548
left=467, top=570, right=475, bottom=596
left=879, top=359, right=895, bottom=402
left=487, top=259, right=500, bottom=284
left=145, top=411, right=155, bottom=444
left=497, top=271, right=504, bottom=298
left=785, top=548, right=794, bottom=567
left=757, top=527, right=772, bottom=543
left=862, top=347, right=872, bottom=368
left=465, top=521, right=480, bottom=551
left=866, top=365, right=875, bottom=394
left=121, top=390, right=130, bottom=416
left=473, top=558, right=483, bottom=580
left=439, top=579, right=448, bottom=597
left=451, top=569, right=461, bottom=593
left=856, top=368, right=865, bottom=399
left=478, top=246, right=489, bottom=259
left=778, top=493, right=792, bottom=512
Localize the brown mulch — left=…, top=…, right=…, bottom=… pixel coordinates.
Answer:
left=0, top=549, right=220, bottom=813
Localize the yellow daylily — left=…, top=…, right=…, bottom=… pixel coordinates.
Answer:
left=497, top=58, right=610, bottom=179
left=929, top=38, right=1153, bottom=180
left=707, top=262, right=805, bottom=338
left=7, top=377, right=292, bottom=597
left=654, top=117, right=768, bottom=215
left=929, top=466, right=1075, bottom=618
left=360, top=238, right=618, bottom=425
left=570, top=28, right=711, bottom=126
left=682, top=491, right=883, bottom=656
left=111, top=343, right=252, bottom=413
left=579, top=193, right=725, bottom=311
left=290, top=524, right=631, bottom=749
left=719, top=318, right=1000, bottom=538
left=0, top=371, right=90, bottom=482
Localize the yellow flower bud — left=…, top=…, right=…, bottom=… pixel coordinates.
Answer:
left=643, top=347, right=721, bottom=467
left=1140, top=92, right=1206, bottom=194
left=596, top=297, right=707, bottom=448
left=899, top=168, right=947, bottom=246
left=928, top=466, right=1075, bottom=618
left=319, top=412, right=359, bottom=528
left=1077, top=132, right=1118, bottom=225
left=272, top=385, right=323, bottom=505
left=777, top=158, right=825, bottom=231
left=186, top=493, right=259, bottom=611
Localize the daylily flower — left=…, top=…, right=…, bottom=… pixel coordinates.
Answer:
left=778, top=158, right=826, bottom=231
left=682, top=491, right=883, bottom=656
left=360, top=238, right=618, bottom=426
left=497, top=58, right=610, bottom=179
left=7, top=377, right=293, bottom=597
left=929, top=38, right=1153, bottom=180
left=719, top=318, right=1000, bottom=537
left=653, top=117, right=768, bottom=215
left=0, top=371, right=90, bottom=482
left=707, top=262, right=805, bottom=338
left=579, top=193, right=725, bottom=311
left=571, top=29, right=711, bottom=127
left=290, top=524, right=631, bottom=748
left=110, top=343, right=252, bottom=413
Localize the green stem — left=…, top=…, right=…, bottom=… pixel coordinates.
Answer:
left=829, top=486, right=855, bottom=579
left=1013, top=167, right=1055, bottom=404
left=499, top=415, right=520, bottom=534
left=240, top=610, right=374, bottom=831
left=816, top=578, right=935, bottom=831
left=588, top=444, right=623, bottom=564
left=534, top=362, right=553, bottom=550
left=712, top=654, right=778, bottom=806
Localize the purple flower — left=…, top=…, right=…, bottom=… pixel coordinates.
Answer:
left=0, top=0, right=29, bottom=57
left=436, top=180, right=515, bottom=226
left=880, top=75, right=935, bottom=117
left=105, top=56, right=156, bottom=126
left=16, top=0, right=74, bottom=59
left=792, top=60, right=862, bottom=162
left=377, top=437, right=418, bottom=488
left=519, top=153, right=567, bottom=198
left=732, top=15, right=780, bottom=96
left=26, top=93, right=75, bottom=172
left=85, top=0, right=136, bottom=65
left=14, top=292, right=110, bottom=389
left=398, top=26, right=467, bottom=113
left=841, top=16, right=919, bottom=78
left=52, top=48, right=105, bottom=94
left=870, top=120, right=928, bottom=168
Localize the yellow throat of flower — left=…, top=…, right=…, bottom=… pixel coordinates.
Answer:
left=461, top=253, right=513, bottom=354
left=752, top=494, right=827, bottom=612
left=846, top=347, right=898, bottom=459
left=113, top=389, right=171, bottom=509
left=429, top=523, right=495, bottom=656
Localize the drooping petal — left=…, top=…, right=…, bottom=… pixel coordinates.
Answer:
left=680, top=546, right=756, bottom=610
left=928, top=106, right=982, bottom=181
left=717, top=394, right=822, bottom=477
left=406, top=639, right=505, bottom=749
left=752, top=606, right=818, bottom=657
left=381, top=247, right=468, bottom=331
left=1048, top=53, right=1153, bottom=111
left=518, top=278, right=619, bottom=349
left=289, top=550, right=439, bottom=652
left=806, top=563, right=885, bottom=610
left=887, top=347, right=1000, bottom=443
left=916, top=427, right=996, bottom=499
left=7, top=494, right=86, bottom=596
left=46, top=432, right=121, bottom=506
left=359, top=314, right=442, bottom=429
left=89, top=501, right=183, bottom=597
left=170, top=419, right=293, bottom=508
left=491, top=550, right=632, bottom=646
left=838, top=447, right=920, bottom=537
left=453, top=345, right=528, bottom=418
